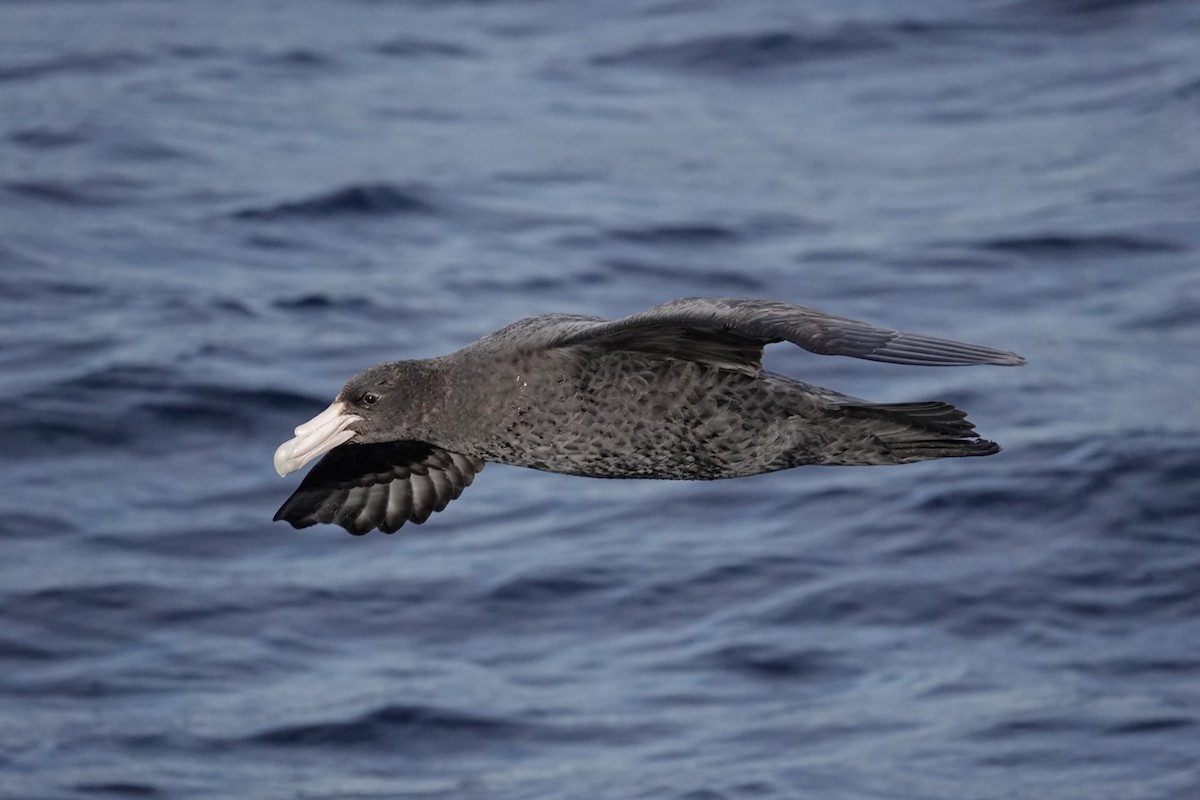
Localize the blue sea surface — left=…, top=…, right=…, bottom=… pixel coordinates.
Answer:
left=2, top=0, right=1199, bottom=798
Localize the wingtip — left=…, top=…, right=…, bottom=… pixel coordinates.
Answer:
left=272, top=503, right=313, bottom=529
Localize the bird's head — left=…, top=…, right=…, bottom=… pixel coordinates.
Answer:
left=273, top=361, right=428, bottom=476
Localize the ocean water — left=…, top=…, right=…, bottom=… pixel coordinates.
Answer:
left=2, top=0, right=1199, bottom=798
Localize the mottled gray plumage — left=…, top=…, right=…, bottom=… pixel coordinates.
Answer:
left=274, top=297, right=1023, bottom=535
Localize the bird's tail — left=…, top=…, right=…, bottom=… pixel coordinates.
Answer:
left=831, top=400, right=1000, bottom=463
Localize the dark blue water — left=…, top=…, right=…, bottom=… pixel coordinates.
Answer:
left=3, top=0, right=1199, bottom=797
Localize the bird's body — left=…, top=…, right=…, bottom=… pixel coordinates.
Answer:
left=428, top=347, right=964, bottom=478
left=274, top=298, right=1023, bottom=534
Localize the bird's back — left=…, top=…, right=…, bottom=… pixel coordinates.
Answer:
left=450, top=345, right=827, bottom=479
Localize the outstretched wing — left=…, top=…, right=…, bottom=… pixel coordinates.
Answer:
left=520, top=297, right=1024, bottom=375
left=274, top=441, right=485, bottom=535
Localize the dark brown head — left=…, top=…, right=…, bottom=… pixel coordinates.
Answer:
left=274, top=360, right=440, bottom=476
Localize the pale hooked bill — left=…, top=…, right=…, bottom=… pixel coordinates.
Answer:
left=273, top=401, right=361, bottom=476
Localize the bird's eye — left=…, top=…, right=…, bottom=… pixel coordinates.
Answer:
left=361, top=392, right=379, bottom=406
